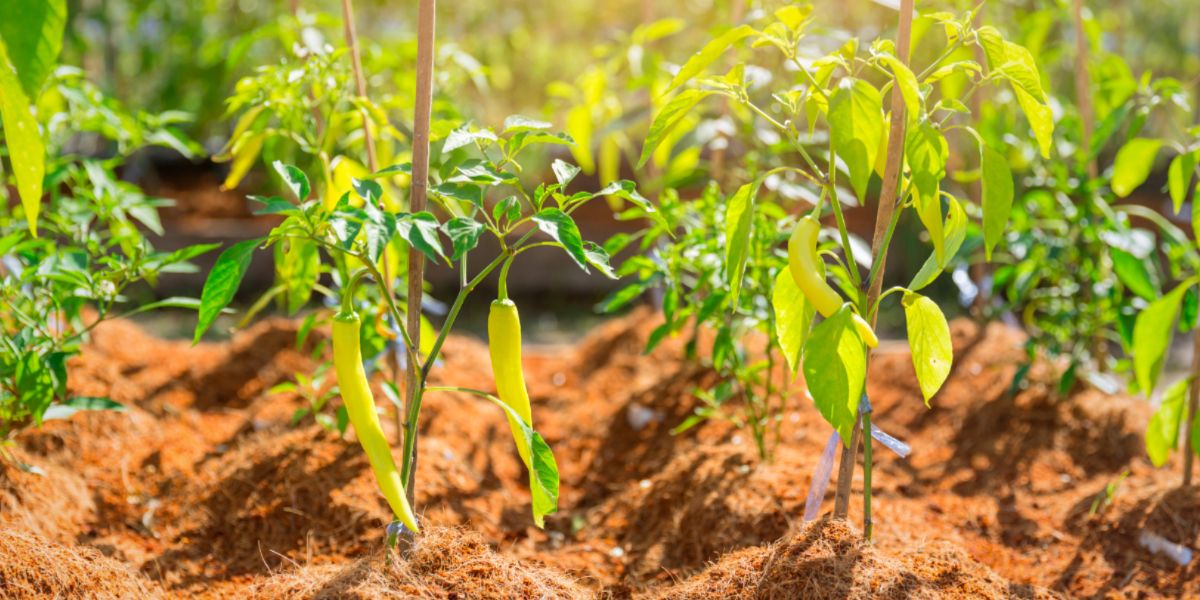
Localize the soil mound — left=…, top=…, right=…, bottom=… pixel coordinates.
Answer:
left=250, top=526, right=586, bottom=599
left=0, top=451, right=94, bottom=542
left=0, top=528, right=164, bottom=599
left=655, top=518, right=1058, bottom=599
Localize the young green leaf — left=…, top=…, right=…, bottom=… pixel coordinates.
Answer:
left=905, top=123, right=949, bottom=264
left=773, top=269, right=815, bottom=376
left=443, top=217, right=483, bottom=261
left=551, top=159, right=581, bottom=188
left=396, top=212, right=447, bottom=263
left=533, top=208, right=588, bottom=271
left=194, top=238, right=263, bottom=344
left=803, top=305, right=867, bottom=446
left=583, top=242, right=617, bottom=279
left=1111, top=138, right=1162, bottom=198
left=902, top=291, right=952, bottom=406
left=1133, top=279, right=1197, bottom=395
left=275, top=238, right=319, bottom=314
left=829, top=79, right=884, bottom=202
left=1110, top=248, right=1159, bottom=302
left=639, top=89, right=713, bottom=168
left=0, top=39, right=45, bottom=235
left=876, top=54, right=919, bottom=124
left=273, top=161, right=311, bottom=201
left=909, top=196, right=966, bottom=291
left=1145, top=377, right=1190, bottom=467
left=1168, top=151, right=1196, bottom=213
left=980, top=142, right=1013, bottom=260
left=724, top=181, right=756, bottom=305
left=665, top=24, right=754, bottom=93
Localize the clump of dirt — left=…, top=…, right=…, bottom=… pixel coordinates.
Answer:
left=654, top=518, right=1057, bottom=599
left=0, top=528, right=164, bottom=599
left=250, top=526, right=587, bottom=599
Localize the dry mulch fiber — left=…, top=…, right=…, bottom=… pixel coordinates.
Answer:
left=0, top=311, right=1193, bottom=598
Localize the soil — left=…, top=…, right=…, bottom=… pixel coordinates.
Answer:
left=1, top=308, right=1196, bottom=598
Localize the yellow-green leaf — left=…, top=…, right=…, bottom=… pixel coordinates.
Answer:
left=0, top=39, right=44, bottom=236
left=1112, top=138, right=1162, bottom=198
left=902, top=291, right=952, bottom=405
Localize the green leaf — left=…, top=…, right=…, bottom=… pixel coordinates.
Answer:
left=443, top=217, right=483, bottom=261
left=902, top=292, right=952, bottom=406
left=1168, top=151, right=1196, bottom=213
left=773, top=268, right=815, bottom=376
left=194, top=238, right=263, bottom=344
left=1146, top=377, right=1190, bottom=467
left=724, top=182, right=756, bottom=305
left=0, top=0, right=66, bottom=96
left=1014, top=86, right=1054, bottom=159
left=482, top=392, right=559, bottom=527
left=397, top=212, right=447, bottom=263
left=0, top=38, right=45, bottom=236
left=639, top=89, right=713, bottom=167
left=905, top=123, right=949, bottom=264
left=1133, top=279, right=1196, bottom=395
left=909, top=196, right=966, bottom=291
left=273, top=161, right=311, bottom=201
left=1111, top=138, right=1162, bottom=198
left=442, top=125, right=497, bottom=154
left=551, top=159, right=581, bottom=188
left=980, top=142, right=1013, bottom=261
left=503, top=115, right=552, bottom=133
left=42, top=396, right=125, bottom=421
left=877, top=54, right=919, bottom=124
left=583, top=241, right=617, bottom=279
left=802, top=305, right=867, bottom=445
left=1110, top=248, right=1159, bottom=302
left=665, top=24, right=754, bottom=93
left=275, top=238, right=319, bottom=314
left=829, top=79, right=884, bottom=201
left=533, top=208, right=588, bottom=271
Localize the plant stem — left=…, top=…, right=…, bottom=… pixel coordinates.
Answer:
left=862, top=397, right=874, bottom=541
left=402, top=0, right=437, bottom=528
left=1185, top=328, right=1200, bottom=486
left=832, top=0, right=913, bottom=527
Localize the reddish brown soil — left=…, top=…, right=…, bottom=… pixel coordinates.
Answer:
left=0, top=309, right=1194, bottom=598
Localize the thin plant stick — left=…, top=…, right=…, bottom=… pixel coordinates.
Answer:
left=1072, top=0, right=1097, bottom=178
left=1185, top=330, right=1200, bottom=486
left=404, top=0, right=437, bottom=513
left=832, top=0, right=914, bottom=524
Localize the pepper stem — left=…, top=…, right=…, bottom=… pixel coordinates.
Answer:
left=340, top=268, right=372, bottom=316
left=498, top=255, right=515, bottom=301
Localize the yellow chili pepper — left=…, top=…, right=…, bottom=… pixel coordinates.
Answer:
left=332, top=310, right=420, bottom=533
left=488, top=298, right=533, bottom=467
left=788, top=216, right=879, bottom=348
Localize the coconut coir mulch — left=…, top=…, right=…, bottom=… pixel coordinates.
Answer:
left=0, top=309, right=1195, bottom=598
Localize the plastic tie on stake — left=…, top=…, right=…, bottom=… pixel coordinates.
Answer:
left=803, top=431, right=840, bottom=522
left=1138, top=531, right=1193, bottom=567
left=802, top=394, right=913, bottom=521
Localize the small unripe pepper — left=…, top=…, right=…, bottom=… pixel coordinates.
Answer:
left=488, top=298, right=533, bottom=467
left=332, top=310, right=421, bottom=533
left=788, top=216, right=879, bottom=348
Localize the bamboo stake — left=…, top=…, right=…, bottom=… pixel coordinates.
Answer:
left=404, top=0, right=437, bottom=509
left=1072, top=0, right=1097, bottom=178
left=832, top=0, right=914, bottom=521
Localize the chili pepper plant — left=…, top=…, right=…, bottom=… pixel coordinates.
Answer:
left=0, top=3, right=215, bottom=460
left=193, top=120, right=654, bottom=537
left=611, top=2, right=1052, bottom=538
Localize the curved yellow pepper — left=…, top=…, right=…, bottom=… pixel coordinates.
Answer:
left=488, top=298, right=533, bottom=467
left=332, top=311, right=420, bottom=533
left=788, top=216, right=879, bottom=348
